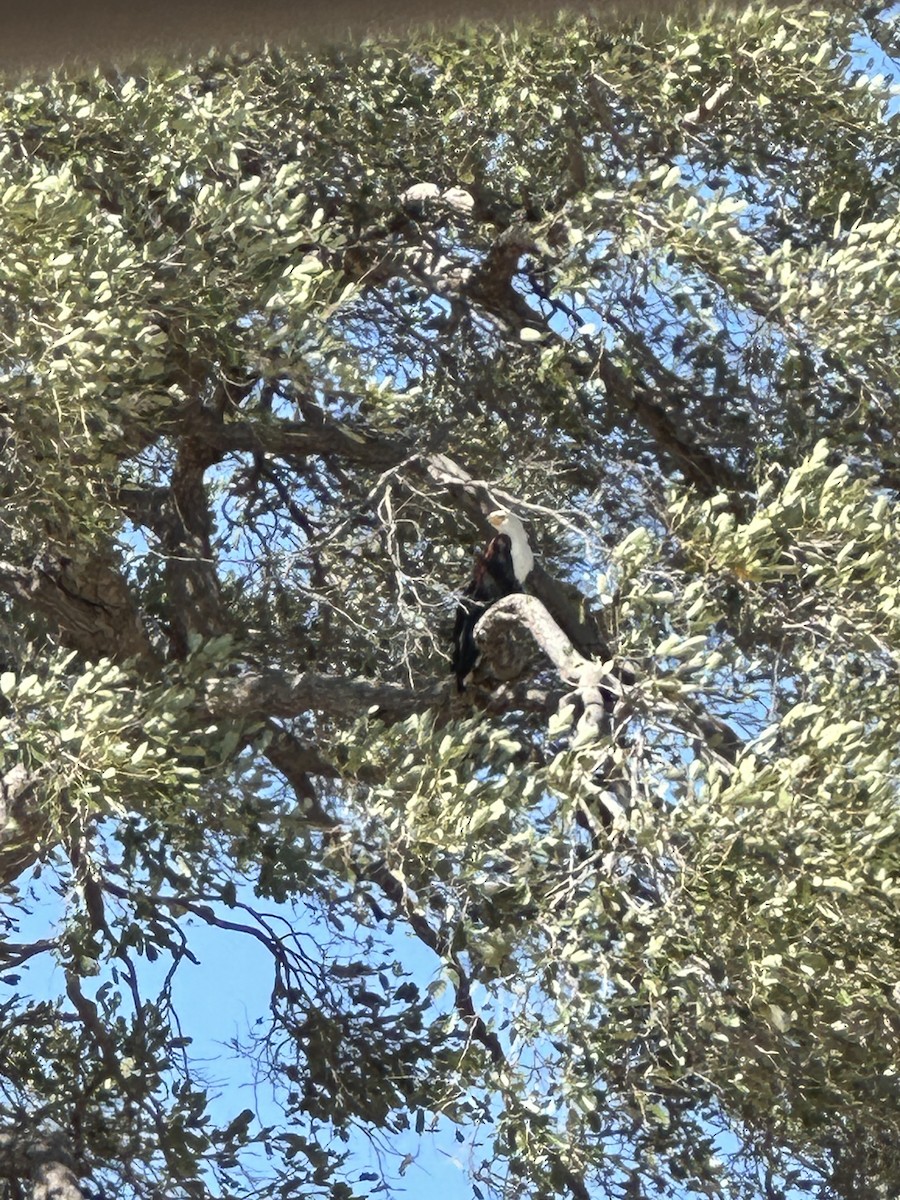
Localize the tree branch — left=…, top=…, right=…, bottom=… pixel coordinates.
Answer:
left=594, top=354, right=744, bottom=497
left=0, top=1131, right=86, bottom=1200
left=187, top=406, right=413, bottom=471
left=163, top=412, right=226, bottom=658
left=0, top=552, right=158, bottom=667
left=0, top=764, right=50, bottom=890
left=476, top=593, right=745, bottom=765
left=205, top=667, right=442, bottom=725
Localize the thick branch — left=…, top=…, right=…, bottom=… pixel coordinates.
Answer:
left=163, top=427, right=225, bottom=658
left=0, top=764, right=48, bottom=890
left=264, top=724, right=341, bottom=820
left=594, top=354, right=743, bottom=497
left=0, top=1131, right=85, bottom=1200
left=461, top=223, right=542, bottom=330
left=206, top=667, right=441, bottom=725
left=476, top=594, right=745, bottom=764
left=476, top=593, right=600, bottom=685
left=187, top=406, right=413, bottom=471
left=0, top=553, right=158, bottom=667
left=31, top=1155, right=85, bottom=1200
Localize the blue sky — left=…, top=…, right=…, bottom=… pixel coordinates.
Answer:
left=12, top=872, right=477, bottom=1199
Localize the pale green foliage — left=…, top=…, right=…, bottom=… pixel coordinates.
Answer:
left=586, top=441, right=900, bottom=1175
left=1, top=3, right=900, bottom=1200
left=0, top=653, right=200, bottom=833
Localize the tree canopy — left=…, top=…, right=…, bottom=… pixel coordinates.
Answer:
left=1, top=3, right=899, bottom=1197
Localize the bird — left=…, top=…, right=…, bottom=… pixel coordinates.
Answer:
left=452, top=510, right=533, bottom=690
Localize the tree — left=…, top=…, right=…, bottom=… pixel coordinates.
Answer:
left=0, top=2, right=899, bottom=1197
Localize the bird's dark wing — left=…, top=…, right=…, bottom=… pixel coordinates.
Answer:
left=452, top=535, right=521, bottom=690
left=452, top=594, right=486, bottom=690
left=480, top=533, right=520, bottom=596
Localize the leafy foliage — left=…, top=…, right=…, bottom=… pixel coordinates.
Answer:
left=0, top=3, right=899, bottom=1198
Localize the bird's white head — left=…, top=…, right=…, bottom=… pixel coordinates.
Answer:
left=488, top=509, right=534, bottom=582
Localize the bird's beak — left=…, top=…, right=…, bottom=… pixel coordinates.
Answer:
left=487, top=511, right=506, bottom=529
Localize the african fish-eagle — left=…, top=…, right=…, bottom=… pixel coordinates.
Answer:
left=452, top=510, right=534, bottom=690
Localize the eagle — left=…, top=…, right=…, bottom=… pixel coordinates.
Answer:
left=452, top=510, right=534, bottom=690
